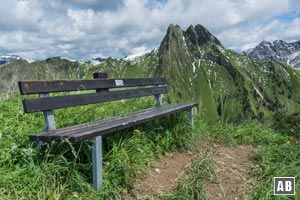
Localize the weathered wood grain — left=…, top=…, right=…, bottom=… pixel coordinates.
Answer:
left=22, top=86, right=168, bottom=113
left=18, top=78, right=166, bottom=94
left=29, top=103, right=198, bottom=142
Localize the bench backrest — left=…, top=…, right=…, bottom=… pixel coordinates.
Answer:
left=19, top=73, right=167, bottom=113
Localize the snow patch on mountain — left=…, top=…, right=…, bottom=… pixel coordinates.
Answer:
left=89, top=57, right=106, bottom=65
left=243, top=40, right=300, bottom=68
left=124, top=49, right=153, bottom=61
left=0, top=55, right=21, bottom=65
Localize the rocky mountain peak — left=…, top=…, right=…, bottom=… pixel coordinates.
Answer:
left=243, top=39, right=300, bottom=68
left=159, top=24, right=223, bottom=57
left=165, top=24, right=182, bottom=36
left=185, top=24, right=222, bottom=47
left=195, top=24, right=222, bottom=46
left=273, top=40, right=286, bottom=45
left=158, top=24, right=185, bottom=55
left=0, top=55, right=21, bottom=65
left=185, top=25, right=197, bottom=44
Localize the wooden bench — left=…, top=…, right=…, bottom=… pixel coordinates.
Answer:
left=18, top=72, right=198, bottom=190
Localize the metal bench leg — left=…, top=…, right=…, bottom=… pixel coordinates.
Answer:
left=154, top=94, right=162, bottom=107
left=39, top=93, right=56, bottom=147
left=189, top=108, right=194, bottom=128
left=189, top=108, right=195, bottom=138
left=92, top=136, right=103, bottom=190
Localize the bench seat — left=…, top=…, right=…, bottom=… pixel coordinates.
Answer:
left=19, top=73, right=198, bottom=190
left=29, top=103, right=197, bottom=143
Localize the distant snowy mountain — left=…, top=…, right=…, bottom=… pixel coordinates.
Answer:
left=124, top=49, right=155, bottom=61
left=0, top=55, right=21, bottom=65
left=243, top=40, right=300, bottom=68
left=90, top=57, right=106, bottom=65
left=44, top=56, right=107, bottom=65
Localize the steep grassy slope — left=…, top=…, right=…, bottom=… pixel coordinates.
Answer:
left=156, top=24, right=300, bottom=122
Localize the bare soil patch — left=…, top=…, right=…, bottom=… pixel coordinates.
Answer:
left=126, top=141, right=255, bottom=199
left=204, top=144, right=255, bottom=200
left=127, top=150, right=195, bottom=199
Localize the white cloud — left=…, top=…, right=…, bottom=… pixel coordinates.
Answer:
left=218, top=17, right=300, bottom=52
left=0, top=0, right=42, bottom=31
left=284, top=18, right=300, bottom=39
left=62, top=0, right=124, bottom=11
left=0, top=0, right=299, bottom=59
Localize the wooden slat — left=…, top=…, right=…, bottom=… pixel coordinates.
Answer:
left=29, top=106, right=167, bottom=141
left=70, top=104, right=196, bottom=142
left=18, top=78, right=166, bottom=95
left=62, top=103, right=197, bottom=142
left=29, top=103, right=198, bottom=142
left=22, top=86, right=168, bottom=113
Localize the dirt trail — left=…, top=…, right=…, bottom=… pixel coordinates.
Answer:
left=204, top=144, right=255, bottom=200
left=132, top=151, right=195, bottom=198
left=126, top=141, right=255, bottom=199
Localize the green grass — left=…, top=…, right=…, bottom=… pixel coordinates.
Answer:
left=0, top=96, right=194, bottom=199
left=1, top=95, right=300, bottom=199
left=201, top=120, right=286, bottom=146
left=250, top=144, right=300, bottom=199
left=192, top=119, right=300, bottom=200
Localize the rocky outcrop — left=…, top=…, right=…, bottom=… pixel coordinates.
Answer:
left=243, top=40, right=300, bottom=68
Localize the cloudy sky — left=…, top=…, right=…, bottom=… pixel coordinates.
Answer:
left=0, top=0, right=299, bottom=60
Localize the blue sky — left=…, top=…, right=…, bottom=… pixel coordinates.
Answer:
left=0, top=0, right=299, bottom=60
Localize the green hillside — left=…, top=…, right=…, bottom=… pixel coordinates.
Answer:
left=156, top=24, right=300, bottom=122
left=0, top=52, right=158, bottom=100
left=0, top=58, right=90, bottom=99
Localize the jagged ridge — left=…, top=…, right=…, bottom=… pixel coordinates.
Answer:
left=156, top=24, right=300, bottom=122
left=243, top=40, right=300, bottom=68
